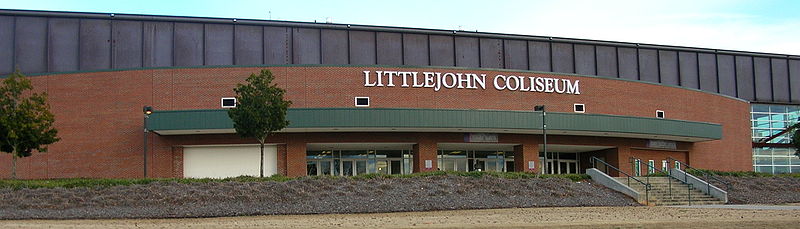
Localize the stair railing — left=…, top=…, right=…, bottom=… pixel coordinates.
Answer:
left=666, top=157, right=732, bottom=194
left=590, top=156, right=651, bottom=205
left=629, top=157, right=674, bottom=201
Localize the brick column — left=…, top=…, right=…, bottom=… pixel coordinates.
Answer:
left=171, top=146, right=184, bottom=178
left=514, top=144, right=539, bottom=173
left=413, top=135, right=437, bottom=173
left=612, top=146, right=629, bottom=177
left=276, top=144, right=288, bottom=176
left=285, top=134, right=307, bottom=177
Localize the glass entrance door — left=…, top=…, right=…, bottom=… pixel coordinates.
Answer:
left=542, top=152, right=580, bottom=174
left=340, top=159, right=368, bottom=176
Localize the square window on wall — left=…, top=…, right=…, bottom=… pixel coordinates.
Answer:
left=354, top=97, right=370, bottom=107
left=573, top=104, right=585, bottom=113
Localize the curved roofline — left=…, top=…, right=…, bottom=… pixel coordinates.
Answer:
left=0, top=8, right=797, bottom=59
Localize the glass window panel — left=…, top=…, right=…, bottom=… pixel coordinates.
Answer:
left=474, top=151, right=494, bottom=159
left=774, top=157, right=790, bottom=165
left=791, top=157, right=800, bottom=166
left=752, top=113, right=770, bottom=121
left=770, top=113, right=786, bottom=122
left=376, top=150, right=403, bottom=158
left=342, top=161, right=354, bottom=176
left=333, top=160, right=340, bottom=175
left=774, top=166, right=790, bottom=174
left=442, top=150, right=466, bottom=158
left=774, top=138, right=789, bottom=144
left=443, top=160, right=455, bottom=171
left=753, top=129, right=771, bottom=138
left=307, top=150, right=334, bottom=159
left=340, top=150, right=369, bottom=159
left=789, top=113, right=799, bottom=123
left=367, top=160, right=376, bottom=173
left=307, top=161, right=318, bottom=176
left=457, top=160, right=468, bottom=172
left=773, top=149, right=793, bottom=156
left=753, top=121, right=770, bottom=128
left=771, top=121, right=787, bottom=128
left=320, top=161, right=332, bottom=175
left=357, top=161, right=367, bottom=175
left=752, top=104, right=770, bottom=112
left=788, top=106, right=800, bottom=113
left=792, top=166, right=800, bottom=173
left=485, top=160, right=497, bottom=171
left=560, top=153, right=577, bottom=160
left=754, top=156, right=772, bottom=165
left=404, top=159, right=413, bottom=174
left=770, top=105, right=788, bottom=113
left=753, top=148, right=771, bottom=156
left=376, top=161, right=389, bottom=174
left=755, top=166, right=772, bottom=173
left=390, top=160, right=401, bottom=174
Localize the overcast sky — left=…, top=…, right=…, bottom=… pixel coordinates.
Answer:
left=4, top=0, right=799, bottom=55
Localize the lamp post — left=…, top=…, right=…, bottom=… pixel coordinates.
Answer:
left=143, top=106, right=153, bottom=178
left=534, top=105, right=547, bottom=174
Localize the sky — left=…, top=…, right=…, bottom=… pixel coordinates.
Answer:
left=2, top=0, right=799, bottom=55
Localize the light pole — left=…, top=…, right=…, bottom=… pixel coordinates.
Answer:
left=143, top=106, right=153, bottom=178
left=534, top=105, right=547, bottom=174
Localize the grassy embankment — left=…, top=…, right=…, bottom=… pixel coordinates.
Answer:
left=0, top=171, right=591, bottom=189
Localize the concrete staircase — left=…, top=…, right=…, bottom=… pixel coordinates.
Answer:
left=614, top=176, right=725, bottom=205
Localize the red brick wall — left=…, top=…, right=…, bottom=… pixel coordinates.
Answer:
left=0, top=66, right=752, bottom=179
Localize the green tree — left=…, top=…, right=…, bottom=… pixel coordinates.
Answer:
left=228, top=69, right=291, bottom=177
left=0, top=70, right=60, bottom=179
left=790, top=123, right=800, bottom=158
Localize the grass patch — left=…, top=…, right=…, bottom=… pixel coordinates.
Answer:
left=0, top=171, right=591, bottom=189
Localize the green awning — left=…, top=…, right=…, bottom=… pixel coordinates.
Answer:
left=146, top=108, right=722, bottom=142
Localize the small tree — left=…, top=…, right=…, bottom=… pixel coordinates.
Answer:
left=790, top=122, right=800, bottom=158
left=0, top=70, right=60, bottom=179
left=228, top=69, right=291, bottom=177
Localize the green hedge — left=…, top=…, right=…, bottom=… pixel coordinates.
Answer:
left=0, top=172, right=590, bottom=190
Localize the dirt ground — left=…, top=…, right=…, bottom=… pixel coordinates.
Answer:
left=3, top=205, right=800, bottom=228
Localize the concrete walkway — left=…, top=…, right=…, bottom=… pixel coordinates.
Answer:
left=669, top=204, right=800, bottom=210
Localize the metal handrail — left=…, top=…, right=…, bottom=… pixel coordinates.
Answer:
left=630, top=157, right=695, bottom=205
left=666, top=157, right=732, bottom=192
left=590, top=156, right=651, bottom=205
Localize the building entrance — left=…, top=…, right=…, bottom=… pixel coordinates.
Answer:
left=541, top=152, right=579, bottom=174
left=437, top=150, right=514, bottom=172
left=306, top=143, right=414, bottom=176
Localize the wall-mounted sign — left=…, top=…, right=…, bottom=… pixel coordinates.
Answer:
left=363, top=70, right=581, bottom=94
left=647, top=140, right=677, bottom=150
left=465, top=133, right=499, bottom=143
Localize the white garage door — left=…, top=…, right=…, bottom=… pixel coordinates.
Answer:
left=183, top=145, right=277, bottom=178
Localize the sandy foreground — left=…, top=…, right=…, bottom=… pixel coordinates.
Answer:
left=2, top=205, right=800, bottom=228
